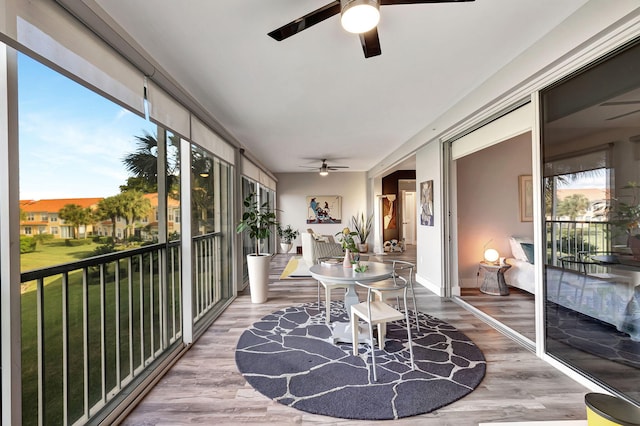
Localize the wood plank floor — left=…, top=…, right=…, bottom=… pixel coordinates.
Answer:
left=460, top=287, right=536, bottom=342
left=122, top=246, right=590, bottom=425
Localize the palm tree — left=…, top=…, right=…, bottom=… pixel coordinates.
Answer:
left=118, top=190, right=151, bottom=242
left=96, top=195, right=124, bottom=240
left=557, top=193, right=590, bottom=220
left=122, top=131, right=180, bottom=197
left=58, top=204, right=93, bottom=239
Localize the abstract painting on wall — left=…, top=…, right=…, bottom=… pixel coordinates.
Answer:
left=307, top=195, right=342, bottom=224
left=420, top=180, right=434, bottom=226
left=383, top=195, right=397, bottom=229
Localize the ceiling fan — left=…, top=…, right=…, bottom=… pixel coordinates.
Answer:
left=268, top=0, right=475, bottom=58
left=301, top=159, right=349, bottom=176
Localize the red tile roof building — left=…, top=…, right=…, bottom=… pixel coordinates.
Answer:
left=19, top=194, right=180, bottom=240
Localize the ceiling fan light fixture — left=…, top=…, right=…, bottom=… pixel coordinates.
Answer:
left=319, top=164, right=329, bottom=176
left=340, top=0, right=380, bottom=34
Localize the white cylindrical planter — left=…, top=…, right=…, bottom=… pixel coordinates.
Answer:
left=247, top=254, right=271, bottom=303
left=280, top=242, right=292, bottom=254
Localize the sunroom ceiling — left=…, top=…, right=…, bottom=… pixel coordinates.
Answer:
left=91, top=0, right=589, bottom=174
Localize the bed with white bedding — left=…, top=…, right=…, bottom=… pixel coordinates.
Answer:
left=503, top=237, right=535, bottom=294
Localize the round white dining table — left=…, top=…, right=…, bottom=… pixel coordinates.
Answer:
left=309, top=260, right=394, bottom=343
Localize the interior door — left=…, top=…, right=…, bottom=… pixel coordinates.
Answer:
left=402, top=190, right=416, bottom=245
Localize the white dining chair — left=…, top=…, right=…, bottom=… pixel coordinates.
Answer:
left=369, top=260, right=420, bottom=332
left=351, top=277, right=415, bottom=381
left=315, top=256, right=350, bottom=324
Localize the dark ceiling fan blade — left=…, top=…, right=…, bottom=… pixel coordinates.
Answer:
left=359, top=28, right=381, bottom=58
left=268, top=1, right=340, bottom=41
left=380, top=0, right=474, bottom=5
left=328, top=166, right=349, bottom=170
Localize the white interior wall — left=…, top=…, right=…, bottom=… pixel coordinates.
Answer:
left=415, top=141, right=444, bottom=296
left=275, top=172, right=368, bottom=252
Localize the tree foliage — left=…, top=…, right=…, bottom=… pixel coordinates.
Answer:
left=121, top=131, right=180, bottom=197
left=95, top=191, right=151, bottom=243
left=556, top=194, right=590, bottom=220
left=58, top=203, right=94, bottom=239
left=118, top=190, right=152, bottom=242
left=96, top=195, right=124, bottom=240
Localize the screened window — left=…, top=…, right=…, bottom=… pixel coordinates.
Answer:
left=17, top=52, right=184, bottom=425
left=190, top=145, right=233, bottom=321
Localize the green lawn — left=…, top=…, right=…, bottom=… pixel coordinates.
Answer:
left=20, top=240, right=176, bottom=425
left=20, top=239, right=98, bottom=293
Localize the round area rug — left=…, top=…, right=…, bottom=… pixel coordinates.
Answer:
left=235, top=302, right=486, bottom=420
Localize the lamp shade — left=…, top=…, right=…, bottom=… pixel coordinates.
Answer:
left=484, top=248, right=499, bottom=264
left=341, top=0, right=380, bottom=34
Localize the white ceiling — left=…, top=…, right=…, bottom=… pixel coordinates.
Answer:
left=92, top=0, right=589, bottom=174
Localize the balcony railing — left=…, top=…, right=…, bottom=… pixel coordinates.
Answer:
left=193, top=232, right=224, bottom=322
left=545, top=220, right=614, bottom=268
left=19, top=232, right=226, bottom=425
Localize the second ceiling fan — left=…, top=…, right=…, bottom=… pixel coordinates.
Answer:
left=268, top=0, right=475, bottom=59
left=301, top=159, right=349, bottom=176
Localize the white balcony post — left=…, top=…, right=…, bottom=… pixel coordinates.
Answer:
left=0, top=43, right=22, bottom=426
left=180, top=138, right=193, bottom=344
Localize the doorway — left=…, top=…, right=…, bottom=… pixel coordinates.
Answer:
left=448, top=103, right=536, bottom=344
left=401, top=190, right=416, bottom=245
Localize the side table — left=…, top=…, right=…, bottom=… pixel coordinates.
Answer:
left=479, top=262, right=511, bottom=296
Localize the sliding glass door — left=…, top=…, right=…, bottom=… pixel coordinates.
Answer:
left=541, top=39, right=640, bottom=404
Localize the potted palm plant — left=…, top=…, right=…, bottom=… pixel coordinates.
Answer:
left=236, top=192, right=278, bottom=303
left=352, top=212, right=373, bottom=253
left=277, top=224, right=299, bottom=253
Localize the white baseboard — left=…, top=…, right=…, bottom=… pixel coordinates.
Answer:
left=415, top=274, right=443, bottom=296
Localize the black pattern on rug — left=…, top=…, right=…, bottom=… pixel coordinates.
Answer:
left=235, top=302, right=486, bottom=420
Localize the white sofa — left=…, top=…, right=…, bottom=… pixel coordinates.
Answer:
left=301, top=229, right=344, bottom=265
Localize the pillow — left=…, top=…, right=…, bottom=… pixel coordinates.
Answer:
left=308, top=229, right=321, bottom=240
left=520, top=242, right=535, bottom=264
left=509, top=237, right=528, bottom=261
left=309, top=229, right=328, bottom=242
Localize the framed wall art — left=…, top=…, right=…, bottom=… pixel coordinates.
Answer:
left=307, top=195, right=342, bottom=224
left=420, top=180, right=434, bottom=226
left=519, top=175, right=533, bottom=222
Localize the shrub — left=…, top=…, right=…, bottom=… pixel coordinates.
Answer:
left=33, top=233, right=54, bottom=246
left=64, top=238, right=92, bottom=247
left=550, top=235, right=598, bottom=255
left=20, top=236, right=36, bottom=254
left=91, top=242, right=116, bottom=257
left=92, top=236, right=114, bottom=245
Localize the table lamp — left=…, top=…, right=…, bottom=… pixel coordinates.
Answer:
left=484, top=248, right=499, bottom=264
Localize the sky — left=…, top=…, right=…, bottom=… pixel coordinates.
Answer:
left=555, top=169, right=607, bottom=190
left=18, top=53, right=157, bottom=200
